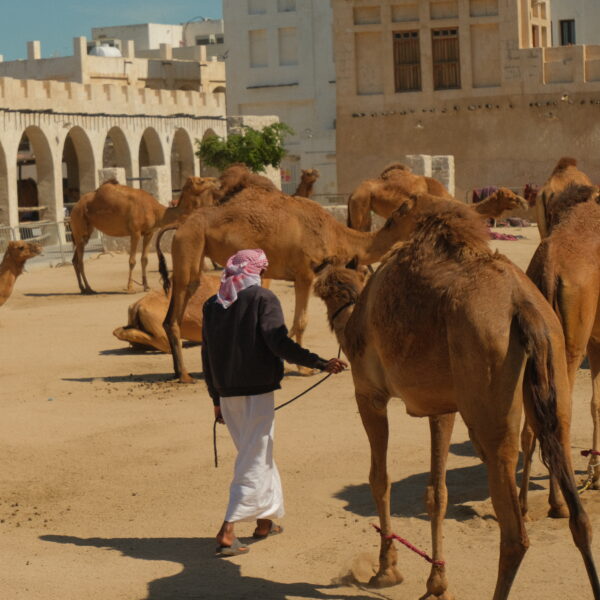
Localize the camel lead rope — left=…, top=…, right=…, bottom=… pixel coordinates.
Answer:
left=578, top=449, right=600, bottom=494
left=372, top=524, right=445, bottom=567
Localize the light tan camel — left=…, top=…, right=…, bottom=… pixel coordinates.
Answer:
left=347, top=164, right=454, bottom=231
left=0, top=241, right=42, bottom=307
left=70, top=176, right=218, bottom=294
left=472, top=187, right=529, bottom=219
left=294, top=168, right=320, bottom=198
left=535, top=157, right=591, bottom=238
left=519, top=184, right=600, bottom=521
left=313, top=194, right=600, bottom=600
left=113, top=274, right=220, bottom=352
left=156, top=187, right=407, bottom=383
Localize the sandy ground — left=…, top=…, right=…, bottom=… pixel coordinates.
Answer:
left=1, top=226, right=600, bottom=600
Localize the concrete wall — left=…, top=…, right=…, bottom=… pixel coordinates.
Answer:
left=223, top=0, right=337, bottom=196
left=552, top=1, right=600, bottom=47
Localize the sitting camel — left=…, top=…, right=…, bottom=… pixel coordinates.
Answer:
left=313, top=194, right=600, bottom=599
left=347, top=164, right=454, bottom=231
left=519, top=184, right=600, bottom=520
left=70, top=176, right=219, bottom=294
left=535, top=157, right=591, bottom=238
left=156, top=186, right=407, bottom=383
left=294, top=168, right=320, bottom=198
left=113, top=274, right=220, bottom=352
left=0, top=241, right=42, bottom=307
left=472, top=187, right=529, bottom=219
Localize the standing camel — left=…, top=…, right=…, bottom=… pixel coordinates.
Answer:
left=294, top=168, right=320, bottom=198
left=0, top=241, right=42, bottom=307
left=519, top=184, right=600, bottom=520
left=535, top=157, right=591, bottom=238
left=313, top=194, right=600, bottom=600
left=70, top=176, right=218, bottom=294
left=156, top=187, right=407, bottom=383
left=472, top=187, right=529, bottom=219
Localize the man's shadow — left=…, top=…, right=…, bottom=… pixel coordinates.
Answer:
left=334, top=441, right=545, bottom=521
left=40, top=535, right=375, bottom=600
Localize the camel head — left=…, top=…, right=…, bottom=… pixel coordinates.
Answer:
left=495, top=188, right=529, bottom=212
left=178, top=176, right=220, bottom=210
left=4, top=240, right=42, bottom=264
left=547, top=184, right=600, bottom=231
left=301, top=168, right=320, bottom=183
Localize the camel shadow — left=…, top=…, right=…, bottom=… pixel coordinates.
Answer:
left=100, top=341, right=201, bottom=356
left=335, top=458, right=546, bottom=522
left=24, top=291, right=126, bottom=297
left=39, top=535, right=374, bottom=600
left=62, top=372, right=205, bottom=384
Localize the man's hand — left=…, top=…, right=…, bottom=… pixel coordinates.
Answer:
left=214, top=405, right=225, bottom=424
left=323, top=358, right=348, bottom=374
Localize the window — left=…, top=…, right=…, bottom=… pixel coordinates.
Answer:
left=195, top=34, right=224, bottom=45
left=279, top=27, right=298, bottom=66
left=432, top=28, right=461, bottom=90
left=393, top=31, right=421, bottom=92
left=248, top=0, right=267, bottom=15
left=249, top=29, right=268, bottom=67
left=560, top=19, right=576, bottom=45
left=278, top=0, right=296, bottom=12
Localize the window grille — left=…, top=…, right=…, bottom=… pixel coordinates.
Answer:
left=432, top=28, right=461, bottom=90
left=393, top=31, right=421, bottom=92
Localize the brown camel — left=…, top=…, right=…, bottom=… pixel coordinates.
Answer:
left=535, top=157, right=591, bottom=238
left=472, top=187, right=529, bottom=219
left=0, top=241, right=42, bottom=307
left=156, top=187, right=408, bottom=383
left=519, top=184, right=600, bottom=521
left=313, top=194, right=600, bottom=600
left=294, top=168, right=320, bottom=198
left=347, top=164, right=454, bottom=231
left=216, top=162, right=277, bottom=203
left=113, top=274, right=220, bottom=352
left=70, top=176, right=218, bottom=294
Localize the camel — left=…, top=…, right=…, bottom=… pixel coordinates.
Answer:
left=294, top=168, right=320, bottom=198
left=0, top=241, right=42, bottom=307
left=312, top=193, right=600, bottom=600
left=113, top=274, right=220, bottom=352
left=535, top=157, right=591, bottom=238
left=70, top=176, right=218, bottom=294
left=347, top=164, right=454, bottom=231
left=472, top=187, right=529, bottom=219
left=216, top=162, right=277, bottom=203
left=156, top=185, right=408, bottom=383
left=519, top=184, right=600, bottom=520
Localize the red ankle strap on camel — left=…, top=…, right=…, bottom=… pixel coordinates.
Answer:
left=372, top=524, right=445, bottom=567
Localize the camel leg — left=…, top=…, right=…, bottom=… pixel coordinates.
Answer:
left=70, top=223, right=95, bottom=294
left=423, top=413, right=456, bottom=600
left=289, top=276, right=314, bottom=374
left=356, top=393, right=403, bottom=589
left=113, top=326, right=167, bottom=352
left=126, top=232, right=141, bottom=293
left=140, top=232, right=153, bottom=292
left=586, top=338, right=600, bottom=489
left=518, top=419, right=536, bottom=520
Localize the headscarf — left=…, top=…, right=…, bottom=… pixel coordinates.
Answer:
left=216, top=249, right=269, bottom=309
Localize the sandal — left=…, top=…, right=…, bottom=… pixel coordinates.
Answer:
left=216, top=537, right=250, bottom=557
left=252, top=522, right=284, bottom=540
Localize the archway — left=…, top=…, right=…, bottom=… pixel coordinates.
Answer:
left=139, top=127, right=165, bottom=169
left=16, top=126, right=54, bottom=223
left=0, top=141, right=9, bottom=232
left=103, top=126, right=132, bottom=181
left=213, top=86, right=226, bottom=109
left=199, top=129, right=220, bottom=177
left=62, top=126, right=96, bottom=215
left=170, top=128, right=196, bottom=197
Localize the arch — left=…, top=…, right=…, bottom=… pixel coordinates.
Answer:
left=199, top=128, right=220, bottom=177
left=139, top=127, right=165, bottom=168
left=170, top=128, right=196, bottom=195
left=103, top=126, right=132, bottom=181
left=0, top=140, right=8, bottom=228
left=17, top=126, right=55, bottom=222
left=212, top=86, right=226, bottom=109
left=62, top=126, right=96, bottom=213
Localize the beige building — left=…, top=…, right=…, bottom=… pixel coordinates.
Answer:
left=333, top=0, right=600, bottom=200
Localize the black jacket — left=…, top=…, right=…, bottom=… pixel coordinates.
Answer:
left=201, top=285, right=328, bottom=405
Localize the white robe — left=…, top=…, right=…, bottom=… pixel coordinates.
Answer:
left=220, top=391, right=285, bottom=523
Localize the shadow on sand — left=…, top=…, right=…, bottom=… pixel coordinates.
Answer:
left=40, top=535, right=374, bottom=600
left=62, top=372, right=205, bottom=384
left=24, top=291, right=127, bottom=297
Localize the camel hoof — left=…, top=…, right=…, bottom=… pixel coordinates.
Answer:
left=548, top=505, right=569, bottom=519
left=297, top=366, right=317, bottom=376
left=421, top=592, right=454, bottom=600
left=521, top=511, right=531, bottom=523
left=179, top=374, right=196, bottom=384
left=590, top=479, right=600, bottom=491
left=368, top=568, right=404, bottom=588
left=82, top=288, right=97, bottom=295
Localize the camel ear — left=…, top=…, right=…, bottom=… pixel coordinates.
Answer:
left=313, top=258, right=332, bottom=274
left=345, top=256, right=359, bottom=270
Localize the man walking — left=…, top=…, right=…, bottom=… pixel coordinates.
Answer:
left=202, top=249, right=346, bottom=556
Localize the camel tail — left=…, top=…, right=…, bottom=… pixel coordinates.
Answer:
left=516, top=297, right=600, bottom=598
left=156, top=224, right=179, bottom=294
left=346, top=194, right=353, bottom=228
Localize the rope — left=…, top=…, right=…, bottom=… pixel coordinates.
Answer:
left=578, top=449, right=600, bottom=494
left=581, top=449, right=600, bottom=458
left=372, top=524, right=445, bottom=567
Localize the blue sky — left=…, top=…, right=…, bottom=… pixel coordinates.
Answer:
left=0, top=0, right=223, bottom=61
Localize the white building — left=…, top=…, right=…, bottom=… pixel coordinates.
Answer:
left=552, top=1, right=600, bottom=46
left=222, top=0, right=337, bottom=198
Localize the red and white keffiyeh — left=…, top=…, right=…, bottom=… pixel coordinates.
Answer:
left=216, top=249, right=269, bottom=309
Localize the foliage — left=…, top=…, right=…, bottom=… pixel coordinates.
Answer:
left=196, top=122, right=293, bottom=173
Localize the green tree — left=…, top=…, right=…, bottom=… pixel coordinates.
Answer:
left=196, top=122, right=293, bottom=173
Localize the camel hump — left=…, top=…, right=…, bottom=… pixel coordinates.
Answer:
left=380, top=163, right=411, bottom=178
left=100, top=178, right=120, bottom=186
left=552, top=157, right=578, bottom=174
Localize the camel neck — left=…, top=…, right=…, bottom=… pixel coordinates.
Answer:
left=336, top=224, right=379, bottom=263
left=327, top=300, right=355, bottom=353
left=0, top=256, right=24, bottom=277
